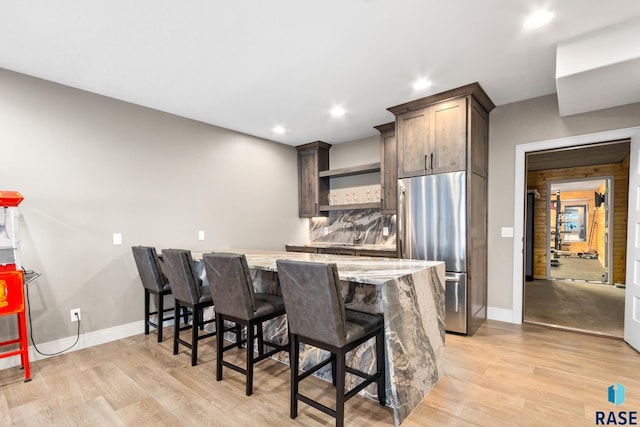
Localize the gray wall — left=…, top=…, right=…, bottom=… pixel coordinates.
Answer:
left=0, top=69, right=307, bottom=344
left=488, top=94, right=640, bottom=312
left=4, top=65, right=640, bottom=348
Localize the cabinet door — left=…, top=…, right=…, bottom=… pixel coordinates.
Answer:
left=469, top=98, right=489, bottom=178
left=298, top=149, right=319, bottom=217
left=431, top=98, right=467, bottom=174
left=380, top=127, right=397, bottom=213
left=316, top=247, right=356, bottom=256
left=297, top=143, right=330, bottom=217
left=285, top=245, right=318, bottom=253
left=397, top=108, right=429, bottom=178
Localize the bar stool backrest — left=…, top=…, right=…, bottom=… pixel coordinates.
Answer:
left=132, top=246, right=167, bottom=292
left=161, top=249, right=200, bottom=305
left=276, top=260, right=346, bottom=348
left=202, top=253, right=255, bottom=319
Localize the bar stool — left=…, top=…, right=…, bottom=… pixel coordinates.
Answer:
left=161, top=248, right=218, bottom=366
left=202, top=252, right=288, bottom=396
left=131, top=246, right=183, bottom=343
left=276, top=259, right=386, bottom=427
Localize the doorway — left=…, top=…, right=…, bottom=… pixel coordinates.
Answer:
left=547, top=177, right=612, bottom=283
left=523, top=140, right=629, bottom=337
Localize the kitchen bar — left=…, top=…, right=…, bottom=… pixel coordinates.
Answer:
left=192, top=249, right=445, bottom=426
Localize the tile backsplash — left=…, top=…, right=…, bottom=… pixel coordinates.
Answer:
left=309, top=209, right=396, bottom=246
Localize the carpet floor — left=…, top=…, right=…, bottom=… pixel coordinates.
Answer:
left=524, top=279, right=625, bottom=337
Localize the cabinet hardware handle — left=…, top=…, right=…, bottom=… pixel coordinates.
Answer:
left=424, top=154, right=428, bottom=172
left=315, top=203, right=318, bottom=214
left=430, top=153, right=434, bottom=171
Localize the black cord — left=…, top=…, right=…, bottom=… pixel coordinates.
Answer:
left=24, top=269, right=81, bottom=356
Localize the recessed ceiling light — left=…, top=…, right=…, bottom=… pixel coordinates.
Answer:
left=413, top=79, right=432, bottom=90
left=330, top=106, right=346, bottom=117
left=273, top=126, right=286, bottom=134
left=523, top=10, right=554, bottom=29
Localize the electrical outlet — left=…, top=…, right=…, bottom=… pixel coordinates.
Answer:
left=198, top=230, right=205, bottom=241
left=383, top=227, right=389, bottom=236
left=70, top=308, right=81, bottom=322
left=324, top=227, right=329, bottom=236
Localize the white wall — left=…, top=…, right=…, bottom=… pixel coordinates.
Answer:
left=0, top=69, right=308, bottom=344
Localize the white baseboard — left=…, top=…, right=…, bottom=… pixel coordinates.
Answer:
left=487, top=306, right=518, bottom=324
left=0, top=320, right=145, bottom=371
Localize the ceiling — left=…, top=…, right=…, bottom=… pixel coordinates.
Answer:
left=1, top=1, right=640, bottom=147
left=527, top=139, right=630, bottom=171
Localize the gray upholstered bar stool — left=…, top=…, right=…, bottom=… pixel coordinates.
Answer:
left=276, top=259, right=386, bottom=427
left=202, top=252, right=288, bottom=396
left=131, top=246, right=182, bottom=343
left=161, top=248, right=218, bottom=366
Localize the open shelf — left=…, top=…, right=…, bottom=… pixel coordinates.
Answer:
left=319, top=202, right=380, bottom=212
left=318, top=162, right=380, bottom=178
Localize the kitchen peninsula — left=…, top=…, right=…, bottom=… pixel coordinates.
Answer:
left=193, top=249, right=445, bottom=425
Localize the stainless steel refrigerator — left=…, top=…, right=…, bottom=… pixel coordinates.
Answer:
left=398, top=171, right=469, bottom=334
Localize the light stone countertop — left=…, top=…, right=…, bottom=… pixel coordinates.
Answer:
left=192, top=249, right=440, bottom=286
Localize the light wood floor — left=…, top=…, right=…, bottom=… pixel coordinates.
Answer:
left=1, top=320, right=638, bottom=426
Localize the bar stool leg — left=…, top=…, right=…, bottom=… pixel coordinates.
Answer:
left=191, top=306, right=199, bottom=366
left=144, top=289, right=151, bottom=335
left=335, top=350, right=346, bottom=427
left=157, top=291, right=164, bottom=342
left=290, top=334, right=299, bottom=419
left=216, top=314, right=224, bottom=381
left=246, top=323, right=255, bottom=396
left=173, top=302, right=181, bottom=355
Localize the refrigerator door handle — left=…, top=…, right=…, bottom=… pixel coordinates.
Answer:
left=454, top=280, right=459, bottom=312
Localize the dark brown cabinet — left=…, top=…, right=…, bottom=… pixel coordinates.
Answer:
left=389, top=83, right=493, bottom=180
left=296, top=141, right=331, bottom=218
left=316, top=247, right=356, bottom=256
left=392, top=98, right=466, bottom=178
left=284, top=245, right=317, bottom=254
left=285, top=245, right=397, bottom=258
left=376, top=122, right=397, bottom=214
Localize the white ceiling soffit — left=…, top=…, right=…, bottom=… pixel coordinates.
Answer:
left=556, top=17, right=640, bottom=117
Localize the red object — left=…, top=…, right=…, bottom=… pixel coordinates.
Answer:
left=0, top=191, right=30, bottom=381
left=0, top=270, right=30, bottom=381
left=0, top=191, right=24, bottom=207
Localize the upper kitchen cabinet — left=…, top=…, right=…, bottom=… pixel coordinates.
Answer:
left=296, top=141, right=331, bottom=217
left=388, top=83, right=494, bottom=179
left=375, top=122, right=397, bottom=214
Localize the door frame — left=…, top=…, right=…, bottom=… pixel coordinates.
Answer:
left=545, top=176, right=614, bottom=284
left=512, top=126, right=640, bottom=324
